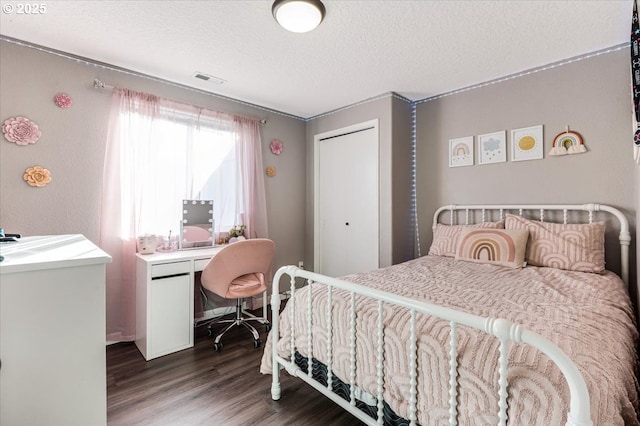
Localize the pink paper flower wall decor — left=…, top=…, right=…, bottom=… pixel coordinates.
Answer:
left=270, top=139, right=284, bottom=155
left=54, top=93, right=73, bottom=108
left=2, top=116, right=42, bottom=145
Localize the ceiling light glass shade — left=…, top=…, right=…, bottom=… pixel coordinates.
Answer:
left=272, top=0, right=325, bottom=33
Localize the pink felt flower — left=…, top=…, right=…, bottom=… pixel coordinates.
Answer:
left=2, top=116, right=42, bottom=145
left=54, top=93, right=73, bottom=108
left=270, top=139, right=284, bottom=155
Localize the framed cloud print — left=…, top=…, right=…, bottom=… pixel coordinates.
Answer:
left=511, top=125, right=543, bottom=162
left=477, top=131, right=506, bottom=165
left=448, top=136, right=474, bottom=167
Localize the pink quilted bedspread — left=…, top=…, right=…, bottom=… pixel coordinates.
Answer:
left=260, top=255, right=639, bottom=425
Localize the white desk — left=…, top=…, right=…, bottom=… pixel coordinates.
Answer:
left=135, top=246, right=221, bottom=360
left=135, top=246, right=269, bottom=361
left=0, top=235, right=111, bottom=426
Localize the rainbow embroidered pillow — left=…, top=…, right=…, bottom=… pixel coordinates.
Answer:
left=428, top=221, right=504, bottom=258
left=504, top=214, right=605, bottom=273
left=455, top=228, right=529, bottom=268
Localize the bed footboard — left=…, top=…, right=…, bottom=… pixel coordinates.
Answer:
left=269, top=265, right=593, bottom=426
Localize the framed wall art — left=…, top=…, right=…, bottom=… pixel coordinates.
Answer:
left=477, top=131, right=506, bottom=165
left=511, top=125, right=543, bottom=162
left=448, top=136, right=474, bottom=167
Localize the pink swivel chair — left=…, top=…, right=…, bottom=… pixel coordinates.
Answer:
left=200, top=238, right=275, bottom=351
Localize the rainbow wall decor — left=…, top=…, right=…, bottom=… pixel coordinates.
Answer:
left=549, top=130, right=587, bottom=156
left=448, top=136, right=474, bottom=167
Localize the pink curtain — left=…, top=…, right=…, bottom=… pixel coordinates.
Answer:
left=235, top=117, right=269, bottom=240
left=99, top=88, right=267, bottom=342
left=100, top=89, right=158, bottom=342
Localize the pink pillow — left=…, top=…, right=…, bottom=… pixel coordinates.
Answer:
left=428, top=221, right=504, bottom=258
left=455, top=228, right=528, bottom=269
left=504, top=214, right=605, bottom=273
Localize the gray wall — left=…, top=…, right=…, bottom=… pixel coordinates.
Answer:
left=391, top=96, right=414, bottom=264
left=305, top=94, right=413, bottom=271
left=416, top=48, right=636, bottom=298
left=2, top=39, right=637, bottom=307
left=0, top=40, right=307, bottom=272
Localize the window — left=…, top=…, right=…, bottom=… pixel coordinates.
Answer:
left=118, top=105, right=242, bottom=238
left=101, top=88, right=268, bottom=341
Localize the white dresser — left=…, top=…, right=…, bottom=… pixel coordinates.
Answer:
left=0, top=234, right=111, bottom=426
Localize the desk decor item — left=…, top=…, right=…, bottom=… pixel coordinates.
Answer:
left=157, top=231, right=178, bottom=252
left=549, top=129, right=586, bottom=156
left=54, top=93, right=73, bottom=109
left=448, top=136, right=474, bottom=167
left=3, top=116, right=41, bottom=145
left=270, top=139, right=284, bottom=155
left=180, top=200, right=214, bottom=250
left=137, top=234, right=157, bottom=254
left=227, top=224, right=246, bottom=243
left=23, top=165, right=51, bottom=187
left=511, top=125, right=543, bottom=162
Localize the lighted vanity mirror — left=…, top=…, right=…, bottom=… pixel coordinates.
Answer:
left=180, top=200, right=214, bottom=250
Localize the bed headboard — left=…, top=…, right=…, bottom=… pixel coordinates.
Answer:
left=432, top=203, right=631, bottom=287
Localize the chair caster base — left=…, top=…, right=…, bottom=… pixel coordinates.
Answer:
left=265, top=323, right=272, bottom=332
left=253, top=339, right=261, bottom=348
left=213, top=342, right=223, bottom=352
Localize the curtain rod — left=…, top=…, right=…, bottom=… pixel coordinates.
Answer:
left=93, top=78, right=114, bottom=90
left=92, top=78, right=268, bottom=125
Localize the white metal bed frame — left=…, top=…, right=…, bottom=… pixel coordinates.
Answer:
left=269, top=203, right=631, bottom=426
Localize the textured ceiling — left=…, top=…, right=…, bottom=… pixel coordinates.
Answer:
left=0, top=1, right=632, bottom=118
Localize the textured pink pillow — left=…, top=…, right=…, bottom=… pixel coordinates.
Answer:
left=504, top=214, right=605, bottom=273
left=428, top=221, right=504, bottom=258
left=455, top=228, right=529, bottom=268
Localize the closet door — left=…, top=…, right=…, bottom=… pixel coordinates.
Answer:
left=315, top=121, right=379, bottom=277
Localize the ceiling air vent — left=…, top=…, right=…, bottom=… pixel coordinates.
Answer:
left=193, top=72, right=225, bottom=84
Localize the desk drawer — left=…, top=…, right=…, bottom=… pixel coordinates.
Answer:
left=151, top=261, right=190, bottom=278
left=194, top=258, right=211, bottom=272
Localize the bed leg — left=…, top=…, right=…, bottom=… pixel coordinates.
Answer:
left=271, top=372, right=281, bottom=400
left=271, top=286, right=282, bottom=400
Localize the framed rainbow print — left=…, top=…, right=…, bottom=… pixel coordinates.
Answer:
left=477, top=131, right=506, bottom=165
left=511, top=125, right=543, bottom=162
left=448, top=136, right=474, bottom=167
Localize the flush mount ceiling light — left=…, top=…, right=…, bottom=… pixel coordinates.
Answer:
left=272, top=0, right=325, bottom=33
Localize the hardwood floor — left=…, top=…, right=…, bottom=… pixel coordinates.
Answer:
left=107, top=320, right=365, bottom=425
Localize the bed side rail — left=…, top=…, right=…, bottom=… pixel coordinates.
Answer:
left=270, top=265, right=592, bottom=426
